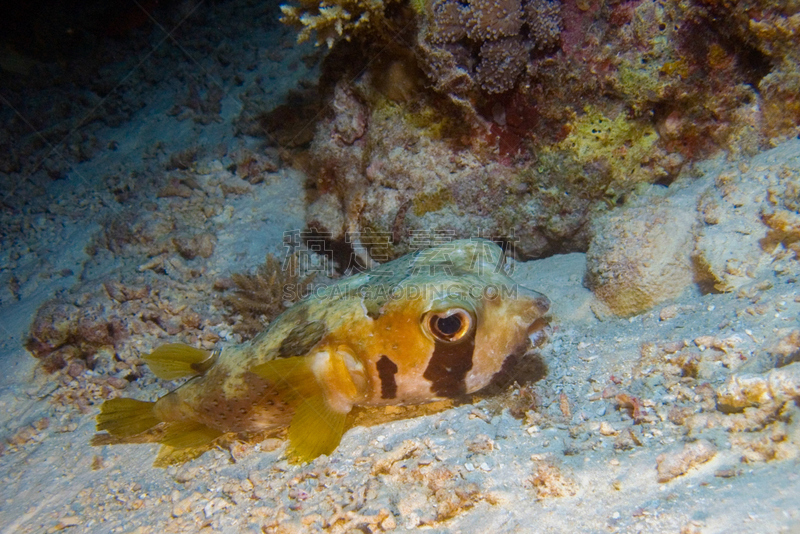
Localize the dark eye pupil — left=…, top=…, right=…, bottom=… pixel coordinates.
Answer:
left=436, top=314, right=462, bottom=336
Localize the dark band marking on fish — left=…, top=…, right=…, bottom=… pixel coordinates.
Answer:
left=277, top=321, right=326, bottom=358
left=423, top=337, right=475, bottom=397
left=376, top=355, right=399, bottom=399
left=486, top=353, right=518, bottom=390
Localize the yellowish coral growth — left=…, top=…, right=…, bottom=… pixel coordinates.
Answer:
left=559, top=106, right=658, bottom=190
left=372, top=98, right=456, bottom=141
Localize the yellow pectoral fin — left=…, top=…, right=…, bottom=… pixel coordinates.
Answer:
left=96, top=398, right=161, bottom=437
left=251, top=356, right=320, bottom=402
left=253, top=351, right=360, bottom=462
left=288, top=393, right=348, bottom=463
left=144, top=343, right=217, bottom=380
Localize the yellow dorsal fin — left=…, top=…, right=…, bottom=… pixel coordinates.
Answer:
left=144, top=343, right=218, bottom=380
left=159, top=420, right=223, bottom=449
left=288, top=393, right=347, bottom=462
left=96, top=398, right=161, bottom=437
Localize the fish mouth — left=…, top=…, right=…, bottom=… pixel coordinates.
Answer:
left=532, top=294, right=551, bottom=316
left=516, top=284, right=551, bottom=317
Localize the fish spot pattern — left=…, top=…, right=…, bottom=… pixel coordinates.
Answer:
left=198, top=372, right=273, bottom=431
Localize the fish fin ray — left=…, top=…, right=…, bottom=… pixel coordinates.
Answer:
left=251, top=356, right=319, bottom=401
left=144, top=343, right=217, bottom=380
left=288, top=393, right=347, bottom=463
left=159, top=421, right=223, bottom=449
left=95, top=398, right=161, bottom=437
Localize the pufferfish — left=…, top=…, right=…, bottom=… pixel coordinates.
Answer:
left=94, top=239, right=550, bottom=462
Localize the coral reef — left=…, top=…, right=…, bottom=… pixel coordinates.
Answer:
left=695, top=0, right=800, bottom=142
left=247, top=0, right=800, bottom=291
left=583, top=139, right=800, bottom=317
left=475, top=38, right=528, bottom=94
left=279, top=0, right=562, bottom=95
left=299, top=77, right=675, bottom=261
left=557, top=106, right=660, bottom=191
left=265, top=0, right=797, bottom=263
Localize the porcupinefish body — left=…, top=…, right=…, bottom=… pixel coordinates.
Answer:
left=94, top=239, right=550, bottom=462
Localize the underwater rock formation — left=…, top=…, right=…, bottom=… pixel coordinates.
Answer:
left=585, top=139, right=800, bottom=317
left=694, top=153, right=800, bottom=292
left=695, top=0, right=800, bottom=142
left=301, top=76, right=676, bottom=260
left=585, top=197, right=696, bottom=318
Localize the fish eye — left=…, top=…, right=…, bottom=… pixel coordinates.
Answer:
left=423, top=308, right=474, bottom=343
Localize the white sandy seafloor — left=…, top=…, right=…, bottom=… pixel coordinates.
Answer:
left=2, top=7, right=800, bottom=534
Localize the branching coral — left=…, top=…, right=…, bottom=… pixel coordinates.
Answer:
left=223, top=253, right=315, bottom=338
left=280, top=0, right=402, bottom=48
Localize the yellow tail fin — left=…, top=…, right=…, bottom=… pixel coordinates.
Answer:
left=96, top=398, right=161, bottom=437
left=144, top=343, right=217, bottom=380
